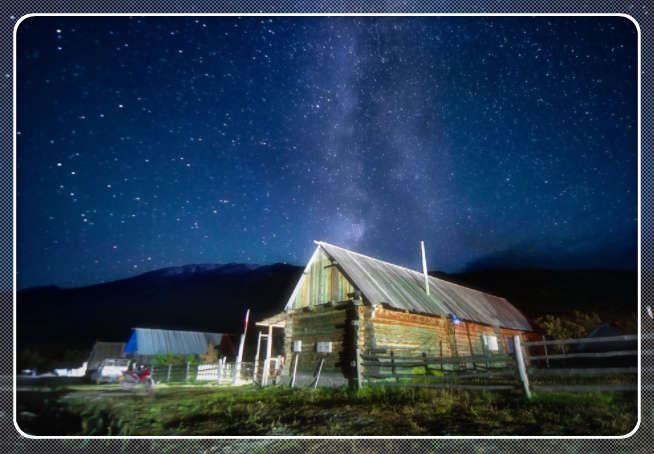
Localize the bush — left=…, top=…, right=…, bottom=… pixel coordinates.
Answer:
left=151, top=352, right=185, bottom=367
left=534, top=311, right=601, bottom=340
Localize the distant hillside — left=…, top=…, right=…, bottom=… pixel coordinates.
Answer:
left=18, top=264, right=637, bottom=366
left=18, top=263, right=303, bottom=351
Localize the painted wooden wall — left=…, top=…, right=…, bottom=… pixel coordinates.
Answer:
left=369, top=305, right=541, bottom=357
left=289, top=248, right=356, bottom=310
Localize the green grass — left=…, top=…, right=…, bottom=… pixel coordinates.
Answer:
left=17, top=382, right=637, bottom=436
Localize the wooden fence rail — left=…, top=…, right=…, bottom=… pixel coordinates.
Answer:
left=366, top=370, right=516, bottom=380
left=527, top=367, right=637, bottom=376
left=361, top=354, right=513, bottom=364
left=362, top=344, right=519, bottom=391
left=517, top=334, right=637, bottom=396
left=526, top=350, right=638, bottom=361
left=362, top=334, right=639, bottom=398
left=531, top=384, right=636, bottom=392
left=524, top=334, right=638, bottom=347
left=368, top=382, right=516, bottom=391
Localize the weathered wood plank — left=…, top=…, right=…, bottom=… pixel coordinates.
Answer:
left=523, top=334, right=637, bottom=347
left=527, top=367, right=637, bottom=376
left=367, top=382, right=516, bottom=390
left=526, top=350, right=637, bottom=361
left=365, top=370, right=516, bottom=380
left=531, top=384, right=637, bottom=392
left=362, top=361, right=426, bottom=368
left=362, top=354, right=513, bottom=364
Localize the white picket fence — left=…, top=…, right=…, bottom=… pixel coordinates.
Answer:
left=150, top=360, right=260, bottom=384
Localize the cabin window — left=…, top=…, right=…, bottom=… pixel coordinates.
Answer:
left=482, top=334, right=499, bottom=352
left=506, top=336, right=515, bottom=354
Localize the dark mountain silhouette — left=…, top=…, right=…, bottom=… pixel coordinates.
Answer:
left=18, top=263, right=303, bottom=352
left=18, top=263, right=636, bottom=368
left=429, top=268, right=636, bottom=325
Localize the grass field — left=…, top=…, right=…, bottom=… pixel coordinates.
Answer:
left=17, top=381, right=637, bottom=436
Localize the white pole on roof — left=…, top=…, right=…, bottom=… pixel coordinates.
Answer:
left=421, top=241, right=430, bottom=296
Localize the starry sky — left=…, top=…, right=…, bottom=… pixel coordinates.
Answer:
left=17, top=16, right=638, bottom=289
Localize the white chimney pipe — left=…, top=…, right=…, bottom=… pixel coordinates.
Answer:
left=420, top=241, right=430, bottom=296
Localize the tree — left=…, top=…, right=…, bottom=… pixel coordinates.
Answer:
left=151, top=352, right=185, bottom=366
left=534, top=311, right=602, bottom=340
left=199, top=344, right=219, bottom=363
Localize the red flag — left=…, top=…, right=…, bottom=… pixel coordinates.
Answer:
left=243, top=309, right=250, bottom=333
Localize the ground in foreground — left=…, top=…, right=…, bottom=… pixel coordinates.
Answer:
left=17, top=383, right=636, bottom=436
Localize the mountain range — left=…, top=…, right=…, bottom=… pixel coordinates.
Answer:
left=18, top=263, right=303, bottom=350
left=17, top=263, right=637, bottom=365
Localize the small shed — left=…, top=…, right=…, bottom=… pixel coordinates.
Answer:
left=86, top=341, right=126, bottom=371
left=263, top=241, right=542, bottom=387
left=123, top=328, right=235, bottom=363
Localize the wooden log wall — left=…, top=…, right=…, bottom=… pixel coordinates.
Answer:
left=370, top=305, right=537, bottom=358
left=284, top=303, right=350, bottom=374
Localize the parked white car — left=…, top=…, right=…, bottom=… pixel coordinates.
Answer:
left=89, top=358, right=130, bottom=384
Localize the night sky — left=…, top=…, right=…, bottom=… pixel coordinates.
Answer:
left=17, top=16, right=638, bottom=289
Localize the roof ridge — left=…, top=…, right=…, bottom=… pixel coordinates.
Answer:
left=317, top=241, right=422, bottom=275
left=134, top=327, right=224, bottom=335
left=316, top=240, right=509, bottom=302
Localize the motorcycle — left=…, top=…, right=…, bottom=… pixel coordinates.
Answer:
left=118, top=364, right=154, bottom=391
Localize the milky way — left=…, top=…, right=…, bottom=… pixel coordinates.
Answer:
left=17, top=16, right=638, bottom=289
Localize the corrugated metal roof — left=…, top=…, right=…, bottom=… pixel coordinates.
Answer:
left=123, top=328, right=225, bottom=355
left=316, top=241, right=532, bottom=331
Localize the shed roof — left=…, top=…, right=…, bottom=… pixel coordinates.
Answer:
left=124, top=328, right=225, bottom=356
left=311, top=241, right=532, bottom=331
left=256, top=312, right=286, bottom=328
left=87, top=341, right=126, bottom=369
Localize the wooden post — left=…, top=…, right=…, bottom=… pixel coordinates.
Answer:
left=423, top=352, right=429, bottom=383
left=439, top=340, right=443, bottom=372
left=314, top=356, right=325, bottom=389
left=253, top=332, right=264, bottom=382
left=481, top=336, right=489, bottom=370
left=543, top=335, right=550, bottom=368
left=217, top=358, right=223, bottom=384
left=514, top=335, right=531, bottom=398
left=167, top=364, right=172, bottom=382
left=290, top=352, right=300, bottom=388
left=186, top=361, right=190, bottom=381
left=261, top=325, right=273, bottom=386
left=355, top=348, right=362, bottom=390
left=275, top=355, right=283, bottom=384
left=390, top=350, right=398, bottom=383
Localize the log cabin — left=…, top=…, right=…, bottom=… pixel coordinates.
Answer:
left=256, top=241, right=542, bottom=387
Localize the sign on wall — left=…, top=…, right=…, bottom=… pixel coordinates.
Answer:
left=316, top=341, right=332, bottom=353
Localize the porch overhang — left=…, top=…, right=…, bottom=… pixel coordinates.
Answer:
left=255, top=311, right=286, bottom=328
